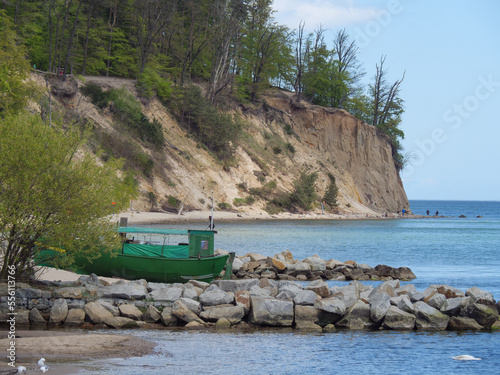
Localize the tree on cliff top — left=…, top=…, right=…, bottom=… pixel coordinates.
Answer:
left=0, top=113, right=133, bottom=280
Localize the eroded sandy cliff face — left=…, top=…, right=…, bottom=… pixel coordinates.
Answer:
left=40, top=74, right=408, bottom=215
left=264, top=92, right=409, bottom=213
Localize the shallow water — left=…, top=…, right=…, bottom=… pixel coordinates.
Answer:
left=77, top=200, right=500, bottom=374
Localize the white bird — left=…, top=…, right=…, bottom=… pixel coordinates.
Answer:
left=14, top=366, right=27, bottom=374
left=37, top=358, right=45, bottom=367
left=40, top=365, right=49, bottom=373
left=452, top=354, right=482, bottom=361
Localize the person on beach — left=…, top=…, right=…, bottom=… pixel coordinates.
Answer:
left=426, top=210, right=430, bottom=215
left=435, top=210, right=439, bottom=216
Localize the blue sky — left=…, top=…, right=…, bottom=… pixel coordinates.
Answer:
left=272, top=0, right=500, bottom=201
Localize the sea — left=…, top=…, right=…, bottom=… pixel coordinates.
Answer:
left=73, top=200, right=500, bottom=374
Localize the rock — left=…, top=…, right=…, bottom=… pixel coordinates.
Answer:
left=101, top=283, right=148, bottom=300
left=118, top=304, right=143, bottom=320
left=414, top=301, right=450, bottom=331
left=160, top=307, right=178, bottom=327
left=396, top=295, right=415, bottom=314
left=53, top=287, right=84, bottom=299
left=269, top=257, right=287, bottom=272
left=466, top=287, right=496, bottom=306
left=276, top=282, right=303, bottom=300
left=104, top=316, right=139, bottom=329
left=143, top=305, right=162, bottom=323
left=427, top=293, right=446, bottom=310
left=49, top=298, right=68, bottom=324
left=85, top=301, right=114, bottom=324
left=336, top=300, right=376, bottom=330
left=199, top=285, right=234, bottom=306
left=95, top=299, right=120, bottom=316
left=369, top=292, right=391, bottom=323
left=235, top=291, right=251, bottom=315
left=305, top=280, right=330, bottom=298
left=172, top=300, right=204, bottom=324
left=280, top=250, right=294, bottom=263
left=182, top=284, right=199, bottom=300
left=295, top=305, right=340, bottom=327
left=314, top=298, right=346, bottom=319
left=244, top=252, right=268, bottom=262
left=200, top=305, right=245, bottom=323
left=295, top=322, right=323, bottom=332
left=382, top=306, right=416, bottom=330
left=447, top=316, right=483, bottom=331
left=178, top=298, right=201, bottom=315
left=77, top=273, right=102, bottom=286
left=249, top=297, right=294, bottom=326
left=149, top=286, right=183, bottom=302
left=213, top=279, right=260, bottom=293
left=492, top=320, right=500, bottom=330
left=29, top=308, right=47, bottom=325
left=460, top=303, right=499, bottom=328
left=368, top=281, right=397, bottom=298
left=16, top=287, right=42, bottom=299
left=240, top=261, right=260, bottom=272
left=435, top=285, right=465, bottom=299
left=304, top=255, right=326, bottom=271
left=323, top=323, right=336, bottom=333
left=188, top=280, right=210, bottom=291
left=344, top=268, right=366, bottom=281
left=325, top=259, right=345, bottom=270
left=408, top=291, right=425, bottom=302
left=440, top=297, right=471, bottom=316
left=396, top=267, right=416, bottom=280
left=294, top=290, right=319, bottom=306
left=216, top=318, right=232, bottom=328
left=232, top=257, right=244, bottom=272
left=248, top=285, right=272, bottom=297
left=16, top=310, right=30, bottom=325
left=289, top=261, right=312, bottom=271
left=64, top=308, right=86, bottom=326
left=185, top=321, right=206, bottom=329
left=396, top=284, right=417, bottom=296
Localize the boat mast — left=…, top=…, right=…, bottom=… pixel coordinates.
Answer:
left=210, top=190, right=214, bottom=231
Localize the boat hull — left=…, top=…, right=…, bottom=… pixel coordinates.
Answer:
left=74, top=251, right=230, bottom=283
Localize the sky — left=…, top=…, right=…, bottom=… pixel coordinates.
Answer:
left=271, top=0, right=500, bottom=201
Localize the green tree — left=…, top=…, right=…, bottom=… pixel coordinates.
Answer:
left=290, top=171, right=318, bottom=211
left=0, top=112, right=133, bottom=280
left=323, top=173, right=339, bottom=210
left=0, top=10, right=33, bottom=115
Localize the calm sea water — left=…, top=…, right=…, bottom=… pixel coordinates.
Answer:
left=74, top=200, right=500, bottom=374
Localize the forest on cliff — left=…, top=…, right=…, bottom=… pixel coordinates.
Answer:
left=0, top=0, right=406, bottom=169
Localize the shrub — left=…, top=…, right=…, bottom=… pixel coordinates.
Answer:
left=323, top=173, right=339, bottom=210
left=80, top=82, right=109, bottom=108
left=233, top=198, right=246, bottom=207
left=166, top=195, right=181, bottom=208
left=286, top=142, right=295, bottom=154
left=136, top=68, right=173, bottom=101
left=217, top=202, right=231, bottom=210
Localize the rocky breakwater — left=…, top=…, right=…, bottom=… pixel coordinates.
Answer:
left=228, top=250, right=416, bottom=282
left=2, top=274, right=499, bottom=332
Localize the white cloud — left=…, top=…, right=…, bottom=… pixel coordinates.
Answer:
left=272, top=0, right=384, bottom=30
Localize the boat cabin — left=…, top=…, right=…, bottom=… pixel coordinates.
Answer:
left=118, top=227, right=216, bottom=259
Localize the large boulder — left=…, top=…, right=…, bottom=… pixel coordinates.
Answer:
left=305, top=280, right=330, bottom=298
left=369, top=292, right=391, bottom=323
left=29, top=308, right=47, bottom=325
left=149, top=286, right=183, bottom=302
left=382, top=306, right=416, bottom=330
left=200, top=305, right=245, bottom=324
left=143, top=305, right=162, bottom=323
left=212, top=279, right=260, bottom=293
left=49, top=298, right=68, bottom=324
left=295, top=305, right=340, bottom=327
left=466, top=287, right=496, bottom=306
left=447, top=316, right=483, bottom=331
left=294, top=290, right=319, bottom=306
left=160, top=307, right=178, bottom=327
left=336, top=300, right=376, bottom=330
left=118, top=304, right=143, bottom=320
left=53, top=287, right=84, bottom=299
left=172, top=300, right=204, bottom=324
left=460, top=303, right=499, bottom=328
left=440, top=297, right=471, bottom=316
left=396, top=295, right=415, bottom=314
left=235, top=291, right=251, bottom=315
left=276, top=282, right=303, bottom=300
left=103, top=316, right=139, bottom=329
left=64, top=308, right=85, bottom=326
left=199, top=285, right=234, bottom=306
left=427, top=293, right=446, bottom=310
left=314, top=298, right=346, bottom=320
left=303, top=255, right=326, bottom=271
left=249, top=297, right=294, bottom=326
left=101, top=282, right=148, bottom=300
left=85, top=302, right=114, bottom=324
left=368, top=281, right=398, bottom=298
left=435, top=285, right=465, bottom=299
left=414, top=301, right=450, bottom=331
left=177, top=297, right=201, bottom=315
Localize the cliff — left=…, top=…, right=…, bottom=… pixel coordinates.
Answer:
left=37, top=74, right=408, bottom=216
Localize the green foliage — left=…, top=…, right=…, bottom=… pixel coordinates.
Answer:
left=80, top=82, right=109, bottom=108
left=136, top=68, right=173, bottom=101
left=233, top=196, right=256, bottom=207
left=269, top=171, right=318, bottom=212
left=218, top=202, right=231, bottom=210
left=0, top=112, right=132, bottom=280
left=0, top=10, right=33, bottom=116
left=249, top=180, right=277, bottom=200
left=174, top=85, right=241, bottom=161
left=323, top=173, right=339, bottom=210
left=166, top=195, right=181, bottom=208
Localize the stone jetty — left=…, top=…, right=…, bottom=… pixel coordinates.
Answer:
left=227, top=250, right=417, bottom=282
left=2, top=273, right=499, bottom=332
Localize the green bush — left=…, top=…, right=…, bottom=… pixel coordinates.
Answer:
left=233, top=198, right=246, bottom=207
left=80, top=82, right=109, bottom=108
left=136, top=68, right=173, bottom=101
left=218, top=202, right=231, bottom=210
left=323, top=173, right=339, bottom=210
left=286, top=142, right=295, bottom=154
left=166, top=195, right=181, bottom=208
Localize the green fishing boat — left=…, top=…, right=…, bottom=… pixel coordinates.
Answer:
left=40, top=227, right=234, bottom=283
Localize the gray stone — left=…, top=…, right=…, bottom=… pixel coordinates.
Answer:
left=303, top=255, right=326, bottom=271
left=104, top=316, right=139, bottom=329
left=427, top=293, right=446, bottom=310
left=323, top=323, right=336, bottom=332
left=294, top=290, right=318, bottom=306
left=178, top=297, right=201, bottom=315
left=53, top=287, right=84, bottom=299
left=408, top=291, right=425, bottom=302
left=29, top=308, right=47, bottom=325
left=276, top=283, right=303, bottom=300
left=248, top=285, right=272, bottom=297
left=64, top=308, right=86, bottom=326
left=160, top=307, right=178, bottom=327
left=172, top=300, right=204, bottom=324
left=188, top=280, right=210, bottom=291
left=414, top=301, right=450, bottom=331
left=200, top=305, right=245, bottom=323
left=149, top=287, right=183, bottom=302
left=368, top=281, right=397, bottom=298
left=434, top=285, right=465, bottom=299
left=85, top=301, right=114, bottom=324
left=216, top=317, right=232, bottom=328
left=212, top=279, right=260, bottom=293
left=396, top=295, right=415, bottom=314
left=336, top=300, right=376, bottom=330
left=95, top=299, right=120, bottom=316
left=182, top=284, right=199, bottom=300
left=369, top=292, right=391, bottom=323
left=466, top=287, right=496, bottom=306
left=295, top=322, right=323, bottom=332
left=16, top=310, right=30, bottom=325
left=395, top=284, right=417, bottom=296
left=448, top=316, right=483, bottom=331
left=305, top=280, right=330, bottom=297
left=49, top=298, right=68, bottom=324
left=77, top=273, right=103, bottom=286
left=118, top=304, right=143, bottom=320
left=440, top=297, right=471, bottom=316
left=249, top=297, right=294, bottom=326
left=199, top=285, right=234, bottom=306
left=460, top=303, right=499, bottom=328
left=289, top=261, right=311, bottom=271
left=100, top=283, right=148, bottom=300
left=295, top=305, right=341, bottom=327
left=314, top=297, right=346, bottom=317
left=16, top=287, right=42, bottom=299
left=382, top=306, right=416, bottom=330
left=143, top=305, right=162, bottom=323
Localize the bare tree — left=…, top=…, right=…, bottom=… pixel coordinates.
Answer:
left=294, top=20, right=306, bottom=102
left=106, top=0, right=117, bottom=76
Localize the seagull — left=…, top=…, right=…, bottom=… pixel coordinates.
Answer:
left=452, top=354, right=481, bottom=361
left=10, top=366, right=26, bottom=374
left=40, top=365, right=49, bottom=373
left=37, top=358, right=46, bottom=367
